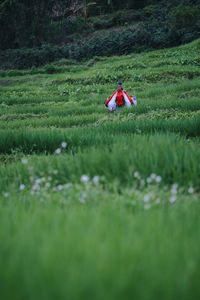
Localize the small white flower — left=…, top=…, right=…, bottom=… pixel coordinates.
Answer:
left=188, top=187, right=194, bottom=194
left=3, top=192, right=8, bottom=198
left=144, top=194, right=150, bottom=202
left=147, top=177, right=152, bottom=184
left=155, top=176, right=162, bottom=183
left=172, top=183, right=178, bottom=189
left=35, top=178, right=41, bottom=184
left=57, top=185, right=63, bottom=191
left=93, top=176, right=99, bottom=185
left=45, top=182, right=51, bottom=188
left=48, top=176, right=52, bottom=181
left=55, top=148, right=61, bottom=154
left=169, top=196, right=176, bottom=204
left=81, top=175, right=89, bottom=183
left=53, top=170, right=58, bottom=175
left=32, top=184, right=40, bottom=191
left=19, top=184, right=25, bottom=191
left=61, top=142, right=67, bottom=148
left=134, top=171, right=140, bottom=179
left=21, top=158, right=28, bottom=164
left=171, top=188, right=177, bottom=195
left=150, top=173, right=156, bottom=179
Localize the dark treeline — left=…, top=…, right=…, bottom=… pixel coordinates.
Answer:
left=0, top=0, right=199, bottom=69
left=0, top=0, right=199, bottom=50
left=0, top=0, right=161, bottom=50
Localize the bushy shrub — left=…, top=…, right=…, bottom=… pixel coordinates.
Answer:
left=170, top=5, right=200, bottom=30
left=141, top=5, right=156, bottom=17
left=44, top=64, right=58, bottom=74
left=62, top=17, right=89, bottom=35
left=92, top=17, right=112, bottom=30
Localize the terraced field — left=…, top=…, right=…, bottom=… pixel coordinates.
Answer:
left=0, top=39, right=200, bottom=299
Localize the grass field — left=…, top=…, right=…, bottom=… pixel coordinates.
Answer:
left=0, top=39, right=200, bottom=300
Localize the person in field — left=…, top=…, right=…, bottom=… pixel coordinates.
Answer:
left=105, top=82, right=137, bottom=112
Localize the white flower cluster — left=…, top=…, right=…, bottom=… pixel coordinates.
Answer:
left=55, top=141, right=68, bottom=154
left=134, top=171, right=162, bottom=186
left=146, top=173, right=162, bottom=184
left=80, top=175, right=100, bottom=185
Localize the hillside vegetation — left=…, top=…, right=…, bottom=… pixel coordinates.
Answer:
left=0, top=39, right=200, bottom=299
left=0, top=0, right=200, bottom=69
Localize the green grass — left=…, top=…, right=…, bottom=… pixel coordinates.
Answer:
left=0, top=39, right=200, bottom=300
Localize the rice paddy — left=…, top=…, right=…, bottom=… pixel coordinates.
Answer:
left=0, top=39, right=200, bottom=299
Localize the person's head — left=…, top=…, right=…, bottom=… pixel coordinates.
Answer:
left=117, top=82, right=123, bottom=91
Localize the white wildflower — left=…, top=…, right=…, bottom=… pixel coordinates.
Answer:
left=45, top=182, right=51, bottom=188
left=93, top=176, right=99, bottom=185
left=57, top=185, right=63, bottom=191
left=53, top=170, right=58, bottom=175
left=81, top=175, right=89, bottom=183
left=147, top=177, right=152, bottom=184
left=48, top=176, right=52, bottom=181
left=3, top=192, right=8, bottom=198
left=172, top=183, right=178, bottom=189
left=55, top=148, right=61, bottom=154
left=32, top=184, right=40, bottom=191
left=21, top=158, right=28, bottom=164
left=35, top=178, right=41, bottom=185
left=150, top=173, right=156, bottom=179
left=188, top=187, right=194, bottom=194
left=155, top=176, right=162, bottom=183
left=171, top=187, right=177, bottom=195
left=61, top=142, right=67, bottom=148
left=134, top=171, right=140, bottom=179
left=144, top=194, right=150, bottom=202
left=19, top=184, right=25, bottom=191
left=169, top=196, right=176, bottom=204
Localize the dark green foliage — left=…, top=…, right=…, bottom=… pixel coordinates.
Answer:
left=170, top=5, right=200, bottom=29
left=0, top=0, right=200, bottom=68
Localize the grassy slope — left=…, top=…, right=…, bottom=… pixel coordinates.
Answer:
left=0, top=39, right=200, bottom=300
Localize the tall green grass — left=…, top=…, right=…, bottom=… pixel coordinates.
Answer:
left=0, top=117, right=199, bottom=154
left=0, top=134, right=200, bottom=190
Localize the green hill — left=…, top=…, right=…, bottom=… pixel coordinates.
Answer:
left=0, top=39, right=200, bottom=299
left=1, top=0, right=200, bottom=69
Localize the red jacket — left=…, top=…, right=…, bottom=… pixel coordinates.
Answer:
left=106, top=90, right=133, bottom=107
